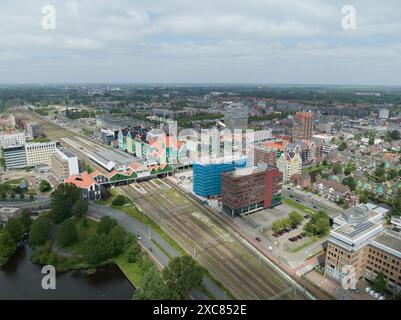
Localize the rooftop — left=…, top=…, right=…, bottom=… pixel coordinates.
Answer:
left=371, top=230, right=401, bottom=257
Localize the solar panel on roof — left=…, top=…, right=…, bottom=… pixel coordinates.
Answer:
left=348, top=222, right=374, bottom=238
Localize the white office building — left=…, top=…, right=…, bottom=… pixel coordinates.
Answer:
left=25, top=142, right=57, bottom=166
left=0, top=132, right=26, bottom=148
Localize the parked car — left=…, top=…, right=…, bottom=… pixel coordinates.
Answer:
left=137, top=235, right=142, bottom=240
left=365, top=287, right=371, bottom=293
left=369, top=290, right=375, bottom=296
left=255, top=237, right=261, bottom=242
left=374, top=293, right=380, bottom=299
left=313, top=205, right=318, bottom=209
left=352, top=289, right=361, bottom=294
left=378, top=296, right=385, bottom=300
left=304, top=215, right=310, bottom=219
left=295, top=199, right=301, bottom=203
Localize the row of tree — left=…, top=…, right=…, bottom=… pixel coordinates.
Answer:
left=272, top=211, right=304, bottom=233
left=0, top=210, right=32, bottom=266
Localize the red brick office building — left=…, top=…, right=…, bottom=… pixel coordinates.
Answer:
left=221, top=165, right=283, bottom=217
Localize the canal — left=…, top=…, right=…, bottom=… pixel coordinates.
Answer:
left=0, top=245, right=134, bottom=300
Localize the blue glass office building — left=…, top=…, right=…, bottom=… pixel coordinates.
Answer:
left=193, top=157, right=248, bottom=197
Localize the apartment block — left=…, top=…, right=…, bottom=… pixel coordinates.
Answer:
left=292, top=112, right=314, bottom=142
left=276, top=152, right=302, bottom=182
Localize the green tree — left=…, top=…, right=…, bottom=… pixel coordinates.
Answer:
left=390, top=188, right=401, bottom=217
left=56, top=219, right=79, bottom=247
left=112, top=195, right=128, bottom=206
left=389, top=130, right=400, bottom=140
left=82, top=234, right=112, bottom=264
left=72, top=198, right=88, bottom=217
left=0, top=232, right=16, bottom=266
left=288, top=211, right=303, bottom=227
left=304, top=211, right=330, bottom=237
left=108, top=225, right=126, bottom=257
left=4, top=218, right=25, bottom=242
left=338, top=141, right=347, bottom=151
left=97, top=216, right=118, bottom=235
left=126, top=241, right=142, bottom=263
left=29, top=194, right=35, bottom=201
left=39, top=180, right=52, bottom=193
left=374, top=167, right=385, bottom=180
left=50, top=183, right=81, bottom=223
left=359, top=193, right=369, bottom=204
left=388, top=169, right=398, bottom=180
left=135, top=267, right=175, bottom=300
left=372, top=272, right=387, bottom=293
left=342, top=177, right=357, bottom=191
left=368, top=137, right=375, bottom=145
left=332, top=163, right=343, bottom=175
left=29, top=216, right=52, bottom=246
left=19, top=209, right=32, bottom=232
left=163, top=256, right=204, bottom=299
left=1, top=193, right=6, bottom=200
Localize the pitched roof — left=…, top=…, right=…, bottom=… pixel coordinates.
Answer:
left=64, top=172, right=96, bottom=189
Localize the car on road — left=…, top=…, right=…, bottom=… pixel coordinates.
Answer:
left=313, top=205, right=318, bottom=209
left=295, top=199, right=301, bottom=203
left=137, top=235, right=142, bottom=240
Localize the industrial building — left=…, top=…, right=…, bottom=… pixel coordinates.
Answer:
left=193, top=156, right=248, bottom=197
left=221, top=164, right=283, bottom=217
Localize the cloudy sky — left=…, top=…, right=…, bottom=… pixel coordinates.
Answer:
left=1, top=0, right=401, bottom=85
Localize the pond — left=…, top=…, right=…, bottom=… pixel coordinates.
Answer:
left=0, top=245, right=134, bottom=300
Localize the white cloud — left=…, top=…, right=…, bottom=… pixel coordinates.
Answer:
left=0, top=0, right=400, bottom=84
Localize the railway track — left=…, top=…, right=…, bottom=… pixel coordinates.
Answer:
left=120, top=181, right=309, bottom=300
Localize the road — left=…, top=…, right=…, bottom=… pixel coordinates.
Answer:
left=118, top=179, right=312, bottom=300
left=283, top=188, right=343, bottom=218
left=88, top=202, right=228, bottom=300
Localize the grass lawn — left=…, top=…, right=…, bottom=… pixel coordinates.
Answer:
left=0, top=178, right=24, bottom=194
left=115, top=255, right=146, bottom=289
